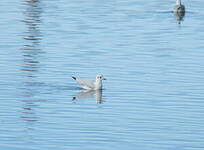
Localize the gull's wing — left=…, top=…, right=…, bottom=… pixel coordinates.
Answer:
left=72, top=77, right=95, bottom=90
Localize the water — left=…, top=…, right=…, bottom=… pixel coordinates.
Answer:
left=1, top=0, right=204, bottom=149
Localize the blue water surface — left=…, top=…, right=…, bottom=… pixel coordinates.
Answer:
left=1, top=0, right=204, bottom=150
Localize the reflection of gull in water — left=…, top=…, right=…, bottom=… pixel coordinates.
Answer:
left=72, top=75, right=106, bottom=90
left=73, top=90, right=103, bottom=104
left=174, top=12, right=185, bottom=24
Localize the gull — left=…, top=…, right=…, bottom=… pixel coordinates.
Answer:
left=174, top=0, right=185, bottom=13
left=72, top=75, right=106, bottom=90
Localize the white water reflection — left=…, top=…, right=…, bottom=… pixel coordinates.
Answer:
left=73, top=90, right=103, bottom=104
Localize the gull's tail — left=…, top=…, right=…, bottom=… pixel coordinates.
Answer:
left=72, top=76, right=76, bottom=80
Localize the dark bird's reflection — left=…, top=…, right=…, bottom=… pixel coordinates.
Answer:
left=174, top=12, right=185, bottom=24
left=73, top=90, right=103, bottom=104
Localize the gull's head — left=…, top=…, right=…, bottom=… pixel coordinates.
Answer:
left=96, top=75, right=106, bottom=81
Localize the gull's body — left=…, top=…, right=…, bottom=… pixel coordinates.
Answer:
left=174, top=0, right=185, bottom=13
left=72, top=75, right=106, bottom=90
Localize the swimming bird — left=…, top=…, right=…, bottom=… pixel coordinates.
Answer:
left=174, top=0, right=185, bottom=13
left=72, top=75, right=106, bottom=90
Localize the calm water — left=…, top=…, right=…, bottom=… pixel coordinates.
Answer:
left=1, top=0, right=204, bottom=149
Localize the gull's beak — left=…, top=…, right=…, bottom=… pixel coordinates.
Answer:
left=103, top=78, right=107, bottom=80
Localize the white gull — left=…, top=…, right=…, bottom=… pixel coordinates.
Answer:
left=72, top=75, right=106, bottom=90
